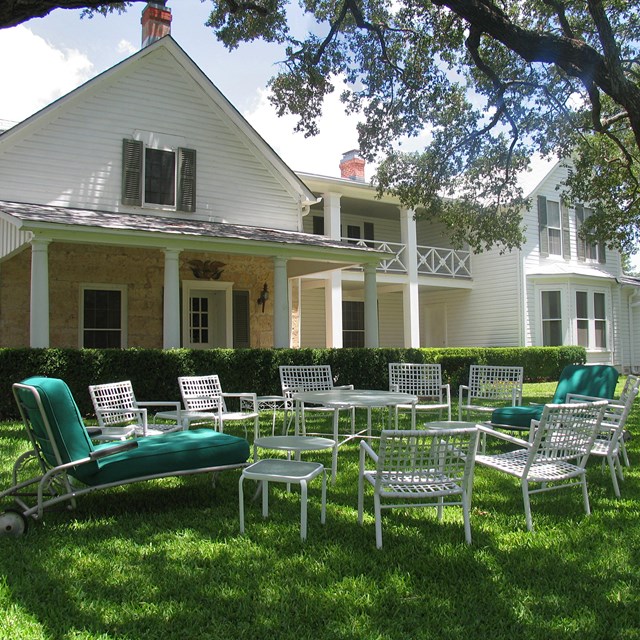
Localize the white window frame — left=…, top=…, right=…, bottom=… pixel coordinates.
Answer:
left=143, top=146, right=177, bottom=210
left=572, top=287, right=610, bottom=351
left=181, top=280, right=233, bottom=349
left=581, top=206, right=601, bottom=262
left=540, top=288, right=564, bottom=346
left=546, top=200, right=563, bottom=256
left=78, top=284, right=128, bottom=348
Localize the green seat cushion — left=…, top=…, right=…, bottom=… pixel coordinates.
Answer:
left=17, top=376, right=95, bottom=467
left=85, top=429, right=250, bottom=486
left=551, top=364, right=619, bottom=403
left=491, top=405, right=544, bottom=429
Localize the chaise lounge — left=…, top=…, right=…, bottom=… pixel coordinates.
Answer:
left=0, top=376, right=250, bottom=536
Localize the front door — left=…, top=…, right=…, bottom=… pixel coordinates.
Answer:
left=182, top=281, right=233, bottom=348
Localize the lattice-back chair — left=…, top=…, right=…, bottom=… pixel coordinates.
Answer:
left=88, top=380, right=182, bottom=440
left=279, top=365, right=354, bottom=435
left=358, top=426, right=480, bottom=548
left=476, top=400, right=607, bottom=531
left=389, top=363, right=451, bottom=427
left=178, top=375, right=259, bottom=439
left=571, top=375, right=639, bottom=497
left=458, top=365, right=524, bottom=421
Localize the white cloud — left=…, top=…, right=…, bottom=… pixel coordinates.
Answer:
left=0, top=26, right=93, bottom=124
left=243, top=84, right=364, bottom=179
left=117, top=39, right=137, bottom=56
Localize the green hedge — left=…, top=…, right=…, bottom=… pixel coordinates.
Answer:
left=0, top=346, right=585, bottom=420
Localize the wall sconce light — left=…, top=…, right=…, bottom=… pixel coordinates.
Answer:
left=257, top=283, right=269, bottom=312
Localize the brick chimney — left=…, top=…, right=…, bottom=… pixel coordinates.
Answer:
left=339, top=150, right=366, bottom=182
left=141, top=2, right=172, bottom=48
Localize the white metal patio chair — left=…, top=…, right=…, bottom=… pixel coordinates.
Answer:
left=178, top=375, right=259, bottom=440
left=567, top=375, right=639, bottom=497
left=476, top=400, right=608, bottom=532
left=279, top=365, right=355, bottom=436
left=89, top=380, right=182, bottom=440
left=389, top=363, right=451, bottom=427
left=358, top=426, right=480, bottom=548
left=458, top=365, right=524, bottom=421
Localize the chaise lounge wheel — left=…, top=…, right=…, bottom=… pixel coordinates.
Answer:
left=0, top=510, right=28, bottom=537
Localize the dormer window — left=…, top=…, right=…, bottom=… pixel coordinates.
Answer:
left=122, top=138, right=196, bottom=212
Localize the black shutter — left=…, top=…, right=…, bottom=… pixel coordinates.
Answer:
left=364, top=221, right=375, bottom=247
left=538, top=196, right=548, bottom=257
left=122, top=139, right=143, bottom=206
left=575, top=204, right=585, bottom=261
left=177, top=147, right=196, bottom=212
left=561, top=204, right=571, bottom=259
left=313, top=215, right=325, bottom=235
left=233, top=290, right=250, bottom=348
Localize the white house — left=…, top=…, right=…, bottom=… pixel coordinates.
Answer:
left=1, top=3, right=638, bottom=373
left=0, top=5, right=385, bottom=352
left=299, top=157, right=640, bottom=372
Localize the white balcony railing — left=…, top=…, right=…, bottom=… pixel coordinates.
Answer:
left=344, top=238, right=472, bottom=278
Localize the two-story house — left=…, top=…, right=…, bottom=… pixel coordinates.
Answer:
left=297, top=156, right=640, bottom=372
left=1, top=3, right=638, bottom=373
left=0, top=6, right=385, bottom=352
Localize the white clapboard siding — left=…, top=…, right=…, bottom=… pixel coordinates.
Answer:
left=300, top=287, right=326, bottom=347
left=0, top=217, right=31, bottom=260
left=378, top=292, right=405, bottom=347
left=423, top=249, right=522, bottom=347
left=0, top=46, right=301, bottom=230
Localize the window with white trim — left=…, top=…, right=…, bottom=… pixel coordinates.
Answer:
left=538, top=196, right=570, bottom=259
left=80, top=285, right=127, bottom=348
left=576, top=205, right=606, bottom=264
left=541, top=290, right=563, bottom=346
left=122, top=139, right=196, bottom=212
left=576, top=290, right=608, bottom=349
left=343, top=301, right=365, bottom=347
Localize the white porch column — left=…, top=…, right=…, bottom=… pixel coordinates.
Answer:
left=30, top=237, right=51, bottom=348
left=163, top=249, right=181, bottom=349
left=324, top=191, right=343, bottom=347
left=364, top=263, right=379, bottom=347
left=400, top=207, right=420, bottom=347
left=274, top=256, right=289, bottom=348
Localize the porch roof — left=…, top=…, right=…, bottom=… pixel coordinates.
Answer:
left=0, top=200, right=386, bottom=277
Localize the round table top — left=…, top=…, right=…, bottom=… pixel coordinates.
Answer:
left=292, top=389, right=418, bottom=408
left=254, top=435, right=336, bottom=451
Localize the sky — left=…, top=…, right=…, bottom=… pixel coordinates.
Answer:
left=0, top=0, right=637, bottom=269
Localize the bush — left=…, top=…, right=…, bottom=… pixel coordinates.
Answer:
left=0, top=346, right=585, bottom=420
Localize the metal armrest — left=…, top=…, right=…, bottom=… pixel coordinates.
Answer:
left=137, top=400, right=181, bottom=410
left=478, top=424, right=530, bottom=448
left=223, top=392, right=258, bottom=411
left=89, top=440, right=139, bottom=460
left=335, top=384, right=354, bottom=390
left=359, top=439, right=378, bottom=463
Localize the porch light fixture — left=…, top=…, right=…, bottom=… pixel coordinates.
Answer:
left=257, top=283, right=269, bottom=312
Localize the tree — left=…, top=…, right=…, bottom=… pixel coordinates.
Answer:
left=3, top=1, right=640, bottom=255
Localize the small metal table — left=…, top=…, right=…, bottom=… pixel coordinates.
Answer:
left=254, top=434, right=337, bottom=482
left=239, top=458, right=326, bottom=541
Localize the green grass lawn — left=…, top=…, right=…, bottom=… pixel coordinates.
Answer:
left=1, top=380, right=639, bottom=640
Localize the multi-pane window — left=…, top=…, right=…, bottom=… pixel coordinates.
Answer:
left=576, top=205, right=605, bottom=263
left=541, top=290, right=562, bottom=346
left=546, top=200, right=562, bottom=256
left=145, top=148, right=175, bottom=206
left=190, top=296, right=210, bottom=345
left=343, top=301, right=365, bottom=347
left=575, top=290, right=608, bottom=349
left=81, top=287, right=124, bottom=348
left=122, top=139, right=196, bottom=212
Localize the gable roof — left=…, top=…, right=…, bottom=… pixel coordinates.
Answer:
left=0, top=35, right=316, bottom=207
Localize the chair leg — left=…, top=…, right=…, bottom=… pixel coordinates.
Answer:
left=581, top=474, right=591, bottom=517
left=462, top=491, right=472, bottom=545
left=239, top=474, right=245, bottom=534
left=374, top=493, right=383, bottom=549
left=261, top=480, right=269, bottom=518
left=607, top=455, right=621, bottom=498
left=300, top=479, right=308, bottom=541
left=522, top=480, right=534, bottom=532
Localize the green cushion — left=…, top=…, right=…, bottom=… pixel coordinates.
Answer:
left=491, top=404, right=544, bottom=429
left=16, top=376, right=95, bottom=467
left=551, top=364, right=619, bottom=403
left=16, top=376, right=250, bottom=486
left=491, top=365, right=619, bottom=429
left=87, top=429, right=250, bottom=486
